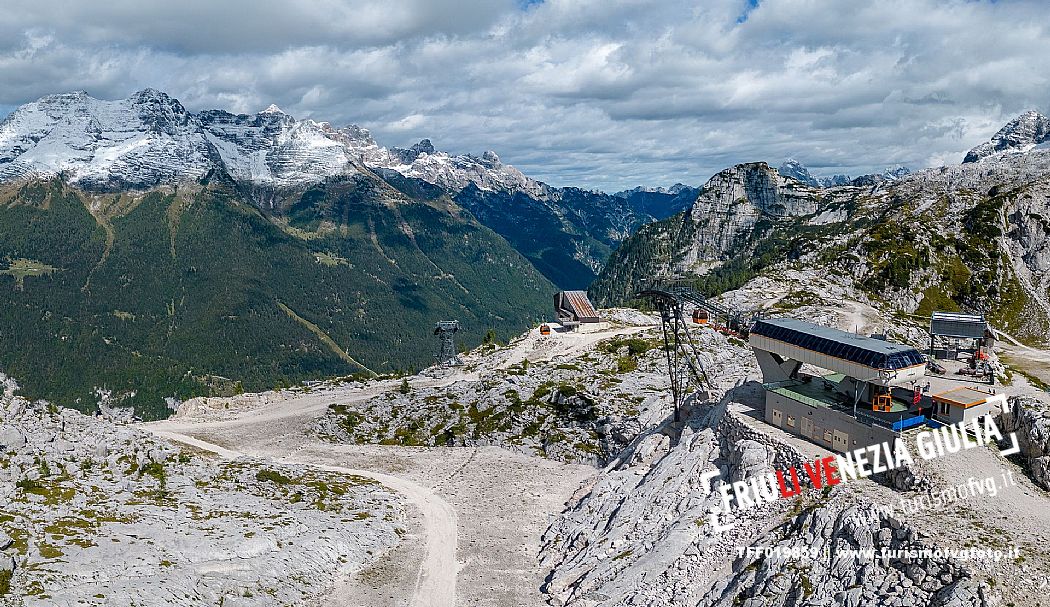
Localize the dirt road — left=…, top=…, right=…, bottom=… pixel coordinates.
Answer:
left=1000, top=343, right=1050, bottom=386
left=150, top=430, right=459, bottom=607
left=142, top=323, right=640, bottom=606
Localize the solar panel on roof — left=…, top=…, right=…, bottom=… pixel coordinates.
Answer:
left=751, top=317, right=926, bottom=371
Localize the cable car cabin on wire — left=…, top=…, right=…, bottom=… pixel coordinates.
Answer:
left=692, top=308, right=709, bottom=324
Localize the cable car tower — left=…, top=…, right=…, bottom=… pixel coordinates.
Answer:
left=434, top=320, right=463, bottom=366
left=637, top=288, right=716, bottom=423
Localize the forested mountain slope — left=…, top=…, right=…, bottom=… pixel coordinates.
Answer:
left=0, top=172, right=552, bottom=419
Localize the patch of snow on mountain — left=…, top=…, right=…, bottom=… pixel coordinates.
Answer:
left=0, top=89, right=545, bottom=195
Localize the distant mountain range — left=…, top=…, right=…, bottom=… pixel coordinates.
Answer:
left=776, top=158, right=911, bottom=188
left=0, top=89, right=532, bottom=191
left=0, top=89, right=702, bottom=417
left=0, top=89, right=692, bottom=290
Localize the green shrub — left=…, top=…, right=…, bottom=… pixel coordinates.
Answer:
left=255, top=469, right=293, bottom=485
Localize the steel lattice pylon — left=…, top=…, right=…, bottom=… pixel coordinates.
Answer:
left=637, top=289, right=715, bottom=423
left=434, top=320, right=463, bottom=366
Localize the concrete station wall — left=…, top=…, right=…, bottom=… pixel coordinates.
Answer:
left=764, top=392, right=897, bottom=452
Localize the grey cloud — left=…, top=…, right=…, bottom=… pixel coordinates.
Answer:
left=0, top=0, right=1048, bottom=191
left=0, top=0, right=516, bottom=53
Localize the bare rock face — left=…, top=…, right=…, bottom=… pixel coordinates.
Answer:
left=539, top=395, right=986, bottom=607
left=0, top=424, right=25, bottom=450
left=998, top=396, right=1050, bottom=489
left=1005, top=186, right=1050, bottom=313
left=703, top=505, right=985, bottom=607
left=874, top=460, right=931, bottom=492
left=682, top=162, right=824, bottom=266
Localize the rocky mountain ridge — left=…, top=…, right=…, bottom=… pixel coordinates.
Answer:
left=591, top=113, right=1050, bottom=341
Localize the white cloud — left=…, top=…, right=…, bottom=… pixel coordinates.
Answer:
left=0, top=0, right=1048, bottom=191
left=388, top=113, right=427, bottom=132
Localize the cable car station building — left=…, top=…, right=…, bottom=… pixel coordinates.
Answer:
left=554, top=291, right=601, bottom=331
left=929, top=312, right=994, bottom=360
left=749, top=318, right=929, bottom=452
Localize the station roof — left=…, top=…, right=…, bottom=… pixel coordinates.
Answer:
left=930, top=311, right=988, bottom=339
left=555, top=291, right=599, bottom=322
left=931, top=386, right=993, bottom=408
left=751, top=317, right=926, bottom=371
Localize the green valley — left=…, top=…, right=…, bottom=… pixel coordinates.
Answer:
left=0, top=175, right=553, bottom=419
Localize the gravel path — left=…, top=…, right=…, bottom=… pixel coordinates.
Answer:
left=150, top=430, right=459, bottom=607
left=140, top=324, right=641, bottom=606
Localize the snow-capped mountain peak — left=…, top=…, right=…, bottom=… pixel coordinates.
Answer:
left=0, top=88, right=210, bottom=188
left=0, top=89, right=545, bottom=195
left=776, top=158, right=819, bottom=187
left=964, top=109, right=1050, bottom=163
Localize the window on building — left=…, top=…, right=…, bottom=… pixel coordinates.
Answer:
left=786, top=415, right=796, bottom=428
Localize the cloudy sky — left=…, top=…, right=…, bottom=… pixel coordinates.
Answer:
left=0, top=0, right=1047, bottom=191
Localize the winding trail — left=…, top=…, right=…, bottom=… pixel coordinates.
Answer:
left=149, top=429, right=457, bottom=607
left=141, top=322, right=638, bottom=607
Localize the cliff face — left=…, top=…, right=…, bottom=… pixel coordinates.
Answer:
left=682, top=162, right=825, bottom=266
left=539, top=391, right=986, bottom=607
left=999, top=396, right=1050, bottom=489
left=1006, top=188, right=1050, bottom=319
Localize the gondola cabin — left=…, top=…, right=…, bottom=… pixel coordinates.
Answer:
left=692, top=309, right=709, bottom=324
left=539, top=324, right=552, bottom=336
